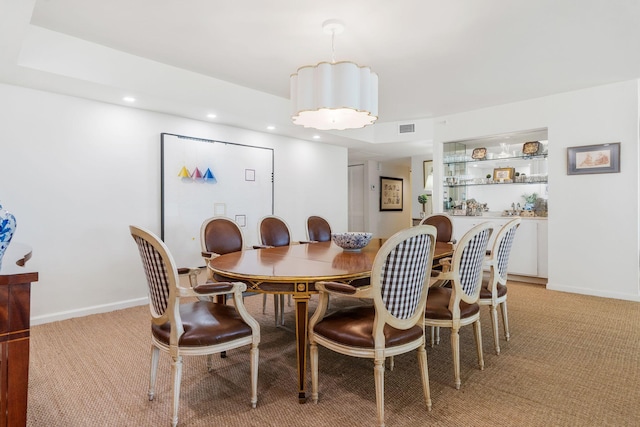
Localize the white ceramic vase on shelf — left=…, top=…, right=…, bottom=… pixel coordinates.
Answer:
left=0, top=203, right=17, bottom=270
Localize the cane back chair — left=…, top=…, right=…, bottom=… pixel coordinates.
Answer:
left=130, top=225, right=260, bottom=427
left=309, top=225, right=437, bottom=427
left=478, top=218, right=521, bottom=355
left=424, top=222, right=493, bottom=389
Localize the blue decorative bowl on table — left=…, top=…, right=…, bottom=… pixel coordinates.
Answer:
left=0, top=203, right=17, bottom=270
left=331, top=232, right=373, bottom=252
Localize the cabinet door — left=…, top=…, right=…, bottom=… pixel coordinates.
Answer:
left=508, top=221, right=538, bottom=276
left=451, top=217, right=539, bottom=277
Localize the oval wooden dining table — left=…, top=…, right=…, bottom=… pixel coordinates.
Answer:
left=208, top=238, right=454, bottom=403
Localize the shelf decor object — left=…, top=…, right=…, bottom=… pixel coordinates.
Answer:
left=380, top=176, right=403, bottom=211
left=493, top=167, right=515, bottom=182
left=472, top=147, right=487, bottom=160
left=567, top=142, right=620, bottom=175
left=522, top=141, right=541, bottom=155
left=0, top=203, right=16, bottom=269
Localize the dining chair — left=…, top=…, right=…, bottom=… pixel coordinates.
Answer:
left=257, top=215, right=293, bottom=325
left=424, top=221, right=493, bottom=390
left=306, top=215, right=332, bottom=242
left=200, top=216, right=257, bottom=296
left=419, top=213, right=456, bottom=244
left=478, top=218, right=521, bottom=355
left=309, top=225, right=437, bottom=427
left=130, top=225, right=260, bottom=427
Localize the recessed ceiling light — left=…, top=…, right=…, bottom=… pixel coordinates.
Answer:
left=207, top=113, right=217, bottom=119
left=267, top=125, right=275, bottom=130
left=313, top=135, right=320, bottom=139
left=123, top=96, right=136, bottom=103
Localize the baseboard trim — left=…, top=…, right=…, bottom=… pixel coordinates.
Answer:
left=508, top=274, right=548, bottom=285
left=31, top=297, right=149, bottom=326
left=546, top=283, right=640, bottom=302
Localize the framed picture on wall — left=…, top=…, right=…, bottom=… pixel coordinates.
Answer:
left=423, top=160, right=433, bottom=191
left=380, top=176, right=403, bottom=211
left=567, top=142, right=620, bottom=175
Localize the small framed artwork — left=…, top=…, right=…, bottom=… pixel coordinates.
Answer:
left=493, top=167, right=515, bottom=182
left=245, top=169, right=256, bottom=181
left=380, top=176, right=403, bottom=211
left=235, top=214, right=246, bottom=227
left=567, top=142, right=620, bottom=175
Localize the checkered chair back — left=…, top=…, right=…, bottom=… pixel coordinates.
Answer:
left=372, top=225, right=436, bottom=328
left=130, top=226, right=177, bottom=321
left=453, top=222, right=493, bottom=304
left=493, top=218, right=521, bottom=283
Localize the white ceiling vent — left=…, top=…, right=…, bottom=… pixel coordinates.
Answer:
left=399, top=123, right=415, bottom=134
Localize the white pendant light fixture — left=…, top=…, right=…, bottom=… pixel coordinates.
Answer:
left=290, top=19, right=378, bottom=131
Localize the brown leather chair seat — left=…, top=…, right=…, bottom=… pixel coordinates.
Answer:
left=313, top=306, right=423, bottom=348
left=152, top=301, right=253, bottom=347
left=479, top=276, right=507, bottom=299
left=425, top=286, right=480, bottom=320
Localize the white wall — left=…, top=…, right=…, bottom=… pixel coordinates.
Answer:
left=361, top=160, right=412, bottom=238
left=0, top=83, right=348, bottom=324
left=430, top=80, right=640, bottom=301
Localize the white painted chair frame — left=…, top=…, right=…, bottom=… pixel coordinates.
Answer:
left=478, top=217, right=521, bottom=355
left=425, top=222, right=494, bottom=390
left=309, top=225, right=437, bottom=427
left=130, top=226, right=260, bottom=427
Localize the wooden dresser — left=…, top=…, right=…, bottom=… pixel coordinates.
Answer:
left=0, top=244, right=38, bottom=427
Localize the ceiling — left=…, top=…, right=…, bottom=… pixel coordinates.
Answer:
left=2, top=1, right=640, bottom=163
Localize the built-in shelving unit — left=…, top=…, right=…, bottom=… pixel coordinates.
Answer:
left=442, top=133, right=549, bottom=215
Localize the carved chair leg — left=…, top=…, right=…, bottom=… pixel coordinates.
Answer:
left=473, top=319, right=484, bottom=370
left=490, top=304, right=501, bottom=355
left=170, top=355, right=183, bottom=427
left=500, top=301, right=511, bottom=341
left=250, top=344, right=259, bottom=408
left=417, top=345, right=432, bottom=411
left=148, top=345, right=160, bottom=401
left=310, top=342, right=319, bottom=403
left=206, top=354, right=213, bottom=372
left=451, top=327, right=461, bottom=390
left=374, top=358, right=386, bottom=427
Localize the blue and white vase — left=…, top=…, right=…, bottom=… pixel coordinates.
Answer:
left=0, top=203, right=17, bottom=270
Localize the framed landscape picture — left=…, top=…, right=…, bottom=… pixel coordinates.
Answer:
left=567, top=142, right=620, bottom=175
left=380, top=176, right=403, bottom=211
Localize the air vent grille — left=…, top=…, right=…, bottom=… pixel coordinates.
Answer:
left=399, top=123, right=415, bottom=134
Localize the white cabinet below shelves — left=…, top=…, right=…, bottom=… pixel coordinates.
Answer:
left=450, top=216, right=546, bottom=278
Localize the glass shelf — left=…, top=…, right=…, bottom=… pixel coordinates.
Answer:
left=444, top=153, right=548, bottom=166
left=445, top=180, right=548, bottom=188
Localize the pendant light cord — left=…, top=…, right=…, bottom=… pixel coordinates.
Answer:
left=331, top=30, right=336, bottom=63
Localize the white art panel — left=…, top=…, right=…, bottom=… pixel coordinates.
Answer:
left=161, top=133, right=273, bottom=267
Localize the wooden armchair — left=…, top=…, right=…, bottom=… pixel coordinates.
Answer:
left=309, top=225, right=437, bottom=427
left=424, top=222, right=493, bottom=389
left=479, top=218, right=521, bottom=354
left=130, top=225, right=260, bottom=427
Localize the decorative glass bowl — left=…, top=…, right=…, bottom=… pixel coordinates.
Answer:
left=331, top=232, right=373, bottom=251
